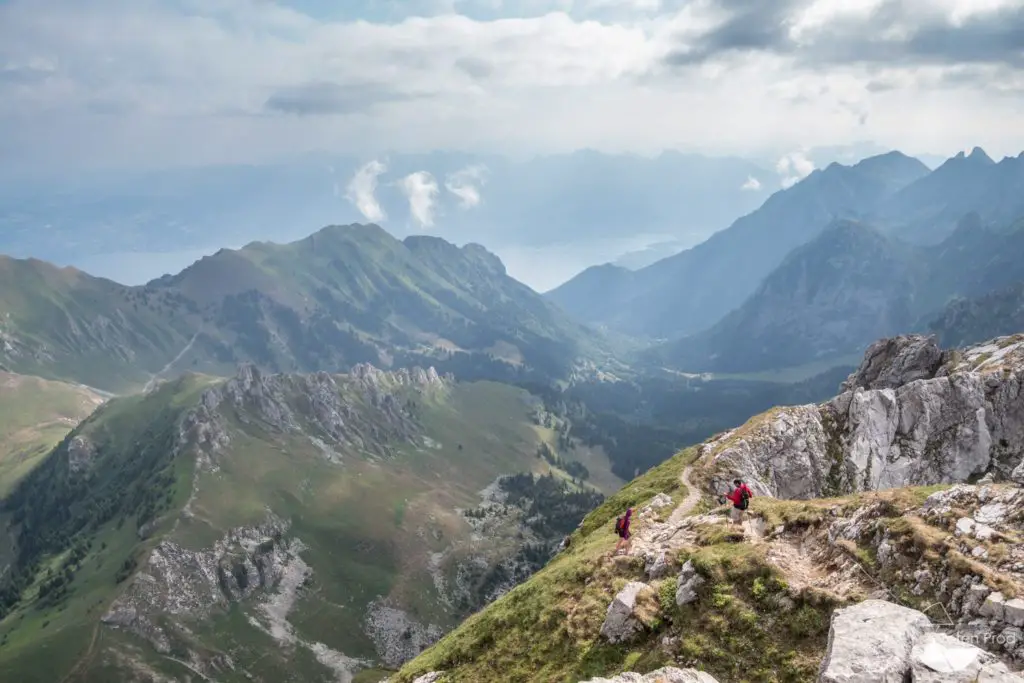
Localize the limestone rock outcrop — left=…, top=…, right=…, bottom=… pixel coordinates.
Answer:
left=579, top=668, right=721, bottom=683
left=599, top=581, right=658, bottom=644
left=819, top=599, right=934, bottom=682
left=704, top=334, right=1024, bottom=498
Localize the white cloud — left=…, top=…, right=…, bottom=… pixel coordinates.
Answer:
left=0, top=0, right=1022, bottom=173
left=445, top=164, right=489, bottom=208
left=399, top=171, right=441, bottom=227
left=346, top=160, right=388, bottom=222
left=775, top=151, right=816, bottom=189
left=740, top=175, right=762, bottom=191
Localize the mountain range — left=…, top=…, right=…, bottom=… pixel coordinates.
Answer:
left=0, top=224, right=609, bottom=393
left=549, top=148, right=1024, bottom=345
left=651, top=214, right=1024, bottom=373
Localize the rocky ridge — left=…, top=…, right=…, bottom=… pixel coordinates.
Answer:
left=697, top=334, right=1024, bottom=499
left=73, top=362, right=595, bottom=680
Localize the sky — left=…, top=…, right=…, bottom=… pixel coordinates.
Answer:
left=2, top=0, right=1024, bottom=176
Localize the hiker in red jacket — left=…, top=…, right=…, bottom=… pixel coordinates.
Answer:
left=725, top=479, right=753, bottom=524
left=613, top=508, right=633, bottom=556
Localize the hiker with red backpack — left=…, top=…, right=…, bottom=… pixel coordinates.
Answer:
left=613, top=508, right=633, bottom=556
left=724, top=479, right=753, bottom=524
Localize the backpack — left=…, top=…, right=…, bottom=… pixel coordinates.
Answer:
left=737, top=486, right=750, bottom=511
left=614, top=516, right=625, bottom=537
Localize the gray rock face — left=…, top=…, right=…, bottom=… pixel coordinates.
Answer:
left=599, top=581, right=656, bottom=644
left=910, top=632, right=1022, bottom=683
left=675, top=560, right=705, bottom=607
left=578, top=667, right=721, bottom=683
left=707, top=334, right=1024, bottom=498
left=841, top=334, right=945, bottom=392
left=410, top=674, right=445, bottom=683
left=819, top=599, right=934, bottom=682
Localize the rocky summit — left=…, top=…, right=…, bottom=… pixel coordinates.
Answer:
left=693, top=333, right=1024, bottom=499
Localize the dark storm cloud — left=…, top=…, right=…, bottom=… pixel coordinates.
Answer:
left=662, top=0, right=1024, bottom=70
left=663, top=0, right=804, bottom=66
left=263, top=81, right=417, bottom=116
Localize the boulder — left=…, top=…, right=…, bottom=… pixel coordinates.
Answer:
left=841, top=335, right=944, bottom=392
left=675, top=560, right=705, bottom=607
left=818, top=599, right=933, bottom=682
left=411, top=674, right=445, bottom=683
left=578, top=667, right=721, bottom=683
left=981, top=593, right=1007, bottom=621
left=600, top=582, right=658, bottom=644
left=910, top=632, right=1019, bottom=682
left=1004, top=599, right=1024, bottom=628
left=645, top=550, right=673, bottom=580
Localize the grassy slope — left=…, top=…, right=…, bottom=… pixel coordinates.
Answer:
left=0, top=375, right=215, bottom=683
left=0, top=372, right=106, bottom=498
left=1, top=225, right=599, bottom=392
left=0, top=373, right=617, bottom=682
left=392, top=442, right=960, bottom=683
left=0, top=256, right=199, bottom=391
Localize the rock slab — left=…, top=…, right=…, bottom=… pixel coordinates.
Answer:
left=819, top=599, right=933, bottom=682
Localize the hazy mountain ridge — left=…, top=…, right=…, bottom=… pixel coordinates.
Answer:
left=547, top=151, right=931, bottom=340
left=0, top=224, right=606, bottom=393
left=929, top=281, right=1024, bottom=348
left=648, top=220, right=922, bottom=373
left=0, top=363, right=612, bottom=682
left=549, top=148, right=1023, bottom=347
left=644, top=210, right=1024, bottom=374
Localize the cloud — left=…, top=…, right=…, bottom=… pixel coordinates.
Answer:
left=399, top=171, right=440, bottom=227
left=346, top=160, right=388, bottom=222
left=264, top=81, right=417, bottom=115
left=776, top=151, right=816, bottom=188
left=445, top=164, right=489, bottom=208
left=0, top=0, right=1023, bottom=173
left=740, top=175, right=762, bottom=191
left=662, top=0, right=1024, bottom=70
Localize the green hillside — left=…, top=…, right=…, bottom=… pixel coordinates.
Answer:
left=0, top=224, right=608, bottom=393
left=0, top=371, right=106, bottom=498
left=0, top=365, right=616, bottom=682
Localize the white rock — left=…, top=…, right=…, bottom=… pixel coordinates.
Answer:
left=976, top=503, right=1008, bottom=526
left=600, top=582, right=655, bottom=644
left=645, top=550, right=673, bottom=580
left=676, top=560, right=705, bottom=607
left=411, top=673, right=445, bottom=683
left=578, top=667, right=721, bottom=683
left=911, top=631, right=1024, bottom=682
left=981, top=593, right=1007, bottom=621
left=1004, top=599, right=1024, bottom=628
left=911, top=632, right=997, bottom=682
left=818, top=599, right=933, bottom=682
left=956, top=518, right=976, bottom=537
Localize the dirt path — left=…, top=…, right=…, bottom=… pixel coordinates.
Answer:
left=678, top=462, right=702, bottom=516
left=59, top=623, right=100, bottom=683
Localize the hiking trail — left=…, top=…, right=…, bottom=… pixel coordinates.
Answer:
left=677, top=461, right=701, bottom=517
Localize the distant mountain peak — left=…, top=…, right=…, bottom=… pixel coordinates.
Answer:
left=968, top=146, right=993, bottom=163
left=949, top=147, right=994, bottom=165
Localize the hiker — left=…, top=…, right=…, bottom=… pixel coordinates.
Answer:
left=724, top=479, right=753, bottom=524
left=613, top=508, right=633, bottom=555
